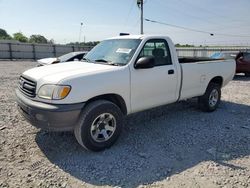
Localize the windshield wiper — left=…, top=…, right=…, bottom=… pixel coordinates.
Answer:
left=106, top=62, right=123, bottom=66
left=94, top=59, right=122, bottom=66
left=82, top=57, right=93, bottom=63
left=94, top=59, right=109, bottom=63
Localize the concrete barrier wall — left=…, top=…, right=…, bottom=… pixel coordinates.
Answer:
left=0, top=42, right=250, bottom=60
left=0, top=42, right=93, bottom=60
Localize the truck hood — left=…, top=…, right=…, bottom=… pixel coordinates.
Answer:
left=22, top=61, right=119, bottom=84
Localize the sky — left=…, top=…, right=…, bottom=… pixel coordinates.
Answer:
left=0, top=0, right=250, bottom=45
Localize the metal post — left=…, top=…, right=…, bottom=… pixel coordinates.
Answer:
left=32, top=44, right=36, bottom=60
left=8, top=43, right=13, bottom=60
left=53, top=45, right=56, bottom=57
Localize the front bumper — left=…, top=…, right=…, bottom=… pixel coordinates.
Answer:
left=16, top=89, right=85, bottom=131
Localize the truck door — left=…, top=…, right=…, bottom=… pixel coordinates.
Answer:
left=130, top=39, right=178, bottom=113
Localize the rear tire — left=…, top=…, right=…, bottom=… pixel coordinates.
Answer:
left=198, top=83, right=221, bottom=112
left=74, top=100, right=124, bottom=151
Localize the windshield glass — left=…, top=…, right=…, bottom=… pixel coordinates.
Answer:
left=84, top=39, right=141, bottom=65
left=58, top=52, right=75, bottom=62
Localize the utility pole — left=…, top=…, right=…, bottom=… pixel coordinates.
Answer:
left=78, top=22, right=83, bottom=44
left=141, top=0, right=143, bottom=34
left=137, top=0, right=143, bottom=34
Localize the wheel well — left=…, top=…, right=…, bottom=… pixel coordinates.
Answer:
left=86, top=94, right=127, bottom=115
left=209, top=76, right=223, bottom=87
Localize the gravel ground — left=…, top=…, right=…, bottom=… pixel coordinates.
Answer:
left=0, top=61, right=250, bottom=188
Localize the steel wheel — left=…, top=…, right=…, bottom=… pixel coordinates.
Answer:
left=74, top=100, right=123, bottom=151
left=90, top=113, right=116, bottom=143
left=198, top=83, right=221, bottom=112
left=209, top=89, right=219, bottom=107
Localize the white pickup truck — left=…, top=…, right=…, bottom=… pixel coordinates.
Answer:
left=16, top=35, right=235, bottom=151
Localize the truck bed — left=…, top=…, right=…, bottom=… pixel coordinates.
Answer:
left=179, top=59, right=235, bottom=100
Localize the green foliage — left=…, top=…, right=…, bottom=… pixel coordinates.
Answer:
left=0, top=28, right=12, bottom=40
left=83, top=41, right=100, bottom=46
left=68, top=41, right=99, bottom=46
left=175, top=43, right=195, bottom=47
left=13, top=32, right=28, bottom=42
left=29, top=35, right=48, bottom=44
left=1, top=28, right=98, bottom=46
left=48, top=39, right=55, bottom=44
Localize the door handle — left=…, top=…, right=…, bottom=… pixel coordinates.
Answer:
left=168, top=69, right=174, bottom=74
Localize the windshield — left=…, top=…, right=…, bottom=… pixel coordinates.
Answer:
left=83, top=39, right=141, bottom=66
left=58, top=52, right=75, bottom=62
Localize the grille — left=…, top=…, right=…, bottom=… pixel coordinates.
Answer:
left=18, top=76, right=36, bottom=97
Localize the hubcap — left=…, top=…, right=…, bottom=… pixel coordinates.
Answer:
left=209, top=89, right=219, bottom=107
left=90, top=113, right=116, bottom=142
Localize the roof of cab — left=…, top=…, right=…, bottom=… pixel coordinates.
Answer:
left=108, top=35, right=144, bottom=40
left=107, top=34, right=170, bottom=40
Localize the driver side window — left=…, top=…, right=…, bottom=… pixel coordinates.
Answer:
left=139, top=39, right=172, bottom=66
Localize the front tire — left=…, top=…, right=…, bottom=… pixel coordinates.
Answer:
left=74, top=100, right=124, bottom=151
left=245, top=73, right=250, bottom=77
left=198, top=83, right=221, bottom=112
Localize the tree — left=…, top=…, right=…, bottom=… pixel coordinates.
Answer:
left=29, top=35, right=48, bottom=44
left=48, top=39, right=55, bottom=44
left=13, top=32, right=28, bottom=42
left=68, top=41, right=99, bottom=46
left=0, top=28, right=12, bottom=40
left=175, top=43, right=195, bottom=47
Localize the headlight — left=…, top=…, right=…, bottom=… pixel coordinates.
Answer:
left=38, top=85, right=71, bottom=100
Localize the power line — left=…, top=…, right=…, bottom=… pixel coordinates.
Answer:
left=154, top=0, right=249, bottom=30
left=123, top=0, right=135, bottom=30
left=145, top=18, right=250, bottom=38
left=145, top=18, right=214, bottom=35
left=178, top=0, right=250, bottom=25
left=154, top=0, right=222, bottom=27
left=129, top=18, right=141, bottom=33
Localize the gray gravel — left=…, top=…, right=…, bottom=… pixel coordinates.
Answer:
left=0, top=61, right=250, bottom=188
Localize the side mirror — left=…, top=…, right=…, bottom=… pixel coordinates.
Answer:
left=135, top=56, right=155, bottom=69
